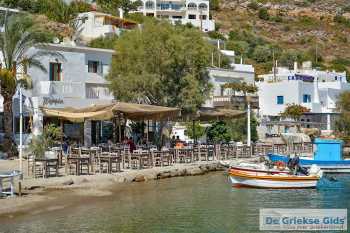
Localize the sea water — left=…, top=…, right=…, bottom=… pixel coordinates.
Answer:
left=1, top=172, right=349, bottom=233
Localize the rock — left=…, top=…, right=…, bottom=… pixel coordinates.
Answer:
left=79, top=178, right=89, bottom=183
left=133, top=175, right=145, bottom=182
left=170, top=169, right=180, bottom=177
left=113, top=176, right=127, bottom=183
left=62, top=179, right=74, bottom=186
left=157, top=171, right=171, bottom=179
left=187, top=167, right=205, bottom=176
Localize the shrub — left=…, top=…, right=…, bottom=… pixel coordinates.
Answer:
left=334, top=14, right=350, bottom=27
left=88, top=35, right=119, bottom=49
left=247, top=1, right=259, bottom=11
left=258, top=8, right=269, bottom=20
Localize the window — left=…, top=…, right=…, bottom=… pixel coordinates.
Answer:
left=188, top=2, right=197, bottom=9
left=49, top=63, right=61, bottom=81
left=198, top=3, right=208, bottom=10
left=303, top=94, right=311, bottom=103
left=145, top=1, right=154, bottom=9
left=277, top=96, right=284, bottom=105
left=200, top=15, right=207, bottom=20
left=188, top=14, right=196, bottom=19
left=88, top=61, right=100, bottom=73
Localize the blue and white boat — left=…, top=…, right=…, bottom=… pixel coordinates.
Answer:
left=268, top=138, right=350, bottom=173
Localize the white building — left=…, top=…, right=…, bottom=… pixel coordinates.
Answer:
left=131, top=0, right=215, bottom=32
left=204, top=50, right=255, bottom=108
left=1, top=43, right=115, bottom=145
left=76, top=11, right=137, bottom=43
left=256, top=61, right=350, bottom=137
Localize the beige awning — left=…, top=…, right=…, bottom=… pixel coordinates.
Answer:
left=41, top=102, right=180, bottom=122
left=196, top=108, right=245, bottom=121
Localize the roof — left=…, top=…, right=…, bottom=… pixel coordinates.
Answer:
left=36, top=43, right=115, bottom=54
left=80, top=11, right=137, bottom=27
left=41, top=102, right=180, bottom=122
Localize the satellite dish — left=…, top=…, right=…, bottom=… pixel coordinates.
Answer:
left=52, top=37, right=60, bottom=44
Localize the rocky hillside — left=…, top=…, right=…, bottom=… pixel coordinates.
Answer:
left=212, top=0, right=350, bottom=75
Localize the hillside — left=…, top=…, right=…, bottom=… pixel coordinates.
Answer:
left=212, top=0, right=350, bottom=76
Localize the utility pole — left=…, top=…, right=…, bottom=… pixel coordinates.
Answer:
left=247, top=99, right=251, bottom=147
left=19, top=86, right=23, bottom=173
left=272, top=50, right=276, bottom=82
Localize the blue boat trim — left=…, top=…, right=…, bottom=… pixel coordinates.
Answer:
left=268, top=153, right=350, bottom=167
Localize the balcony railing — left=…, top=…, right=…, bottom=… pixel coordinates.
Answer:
left=213, top=95, right=259, bottom=109
left=86, top=85, right=113, bottom=100
left=36, top=81, right=84, bottom=98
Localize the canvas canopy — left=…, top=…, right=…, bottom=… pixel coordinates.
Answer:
left=196, top=108, right=245, bottom=121
left=41, top=102, right=180, bottom=122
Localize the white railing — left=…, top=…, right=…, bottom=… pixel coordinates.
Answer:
left=37, top=81, right=84, bottom=98
left=86, top=85, right=113, bottom=100
left=213, top=96, right=231, bottom=103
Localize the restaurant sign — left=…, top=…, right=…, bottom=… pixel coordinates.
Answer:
left=42, top=97, right=64, bottom=107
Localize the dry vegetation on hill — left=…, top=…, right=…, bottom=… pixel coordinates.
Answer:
left=211, top=0, right=350, bottom=76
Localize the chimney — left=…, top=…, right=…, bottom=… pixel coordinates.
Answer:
left=294, top=62, right=298, bottom=72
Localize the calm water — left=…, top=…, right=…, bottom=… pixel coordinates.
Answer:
left=1, top=172, right=350, bottom=233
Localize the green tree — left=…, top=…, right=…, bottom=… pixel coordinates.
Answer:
left=281, top=104, right=310, bottom=121
left=108, top=20, right=213, bottom=114
left=207, top=121, right=231, bottom=143
left=88, top=35, right=119, bottom=49
left=335, top=91, right=350, bottom=138
left=184, top=121, right=205, bottom=141
left=96, top=0, right=141, bottom=16
left=252, top=45, right=273, bottom=63
left=0, top=14, right=62, bottom=157
left=280, top=104, right=310, bottom=132
left=226, top=114, right=258, bottom=142
left=209, top=0, right=220, bottom=11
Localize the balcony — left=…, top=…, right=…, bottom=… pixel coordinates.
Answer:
left=213, top=95, right=259, bottom=109
left=86, top=84, right=114, bottom=100
left=35, top=81, right=84, bottom=98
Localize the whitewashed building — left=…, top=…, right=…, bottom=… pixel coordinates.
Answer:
left=131, top=0, right=215, bottom=32
left=2, top=43, right=115, bottom=145
left=256, top=61, right=350, bottom=137
left=204, top=50, right=255, bottom=108
left=76, top=11, right=137, bottom=43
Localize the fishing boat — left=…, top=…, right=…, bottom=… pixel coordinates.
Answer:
left=230, top=162, right=290, bottom=176
left=229, top=165, right=322, bottom=189
left=268, top=138, right=350, bottom=173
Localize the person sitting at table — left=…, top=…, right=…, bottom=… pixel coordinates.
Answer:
left=127, top=137, right=136, bottom=153
left=175, top=136, right=184, bottom=149
left=170, top=136, right=176, bottom=148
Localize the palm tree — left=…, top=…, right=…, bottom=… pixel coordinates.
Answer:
left=0, top=13, right=63, bottom=157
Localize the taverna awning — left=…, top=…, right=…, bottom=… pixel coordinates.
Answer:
left=196, top=108, right=245, bottom=121
left=41, top=102, right=180, bottom=122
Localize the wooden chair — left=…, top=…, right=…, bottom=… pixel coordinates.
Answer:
left=152, top=151, right=162, bottom=167
left=161, top=151, right=172, bottom=166
left=110, top=153, right=121, bottom=173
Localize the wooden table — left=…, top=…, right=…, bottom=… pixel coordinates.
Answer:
left=35, top=158, right=59, bottom=178
left=66, top=156, right=90, bottom=175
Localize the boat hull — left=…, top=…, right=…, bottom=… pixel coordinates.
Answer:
left=230, top=166, right=289, bottom=176
left=229, top=170, right=319, bottom=189
left=268, top=154, right=350, bottom=173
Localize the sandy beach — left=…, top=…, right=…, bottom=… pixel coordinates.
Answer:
left=0, top=158, right=258, bottom=218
